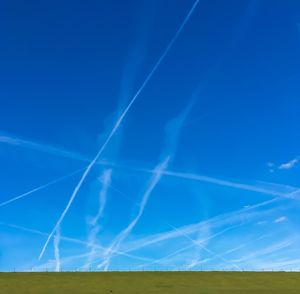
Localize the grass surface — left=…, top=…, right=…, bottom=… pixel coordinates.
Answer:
left=0, top=272, right=300, bottom=293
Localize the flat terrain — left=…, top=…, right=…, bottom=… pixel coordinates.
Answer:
left=0, top=272, right=300, bottom=294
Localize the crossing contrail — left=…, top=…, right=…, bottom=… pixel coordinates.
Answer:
left=0, top=222, right=151, bottom=264
left=98, top=157, right=170, bottom=270
left=98, top=96, right=196, bottom=270
left=166, top=223, right=242, bottom=270
left=122, top=198, right=280, bottom=254
left=136, top=225, right=239, bottom=269
left=38, top=0, right=201, bottom=260
left=0, top=168, right=85, bottom=208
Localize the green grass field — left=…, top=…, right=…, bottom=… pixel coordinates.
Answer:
left=0, top=272, right=300, bottom=293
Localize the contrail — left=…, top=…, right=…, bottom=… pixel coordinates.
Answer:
left=190, top=233, right=272, bottom=269
left=90, top=169, right=112, bottom=226
left=84, top=169, right=112, bottom=269
left=0, top=168, right=85, bottom=208
left=99, top=96, right=195, bottom=270
left=231, top=239, right=295, bottom=264
left=139, top=169, right=300, bottom=199
left=166, top=223, right=242, bottom=270
left=136, top=225, right=239, bottom=269
left=122, top=198, right=280, bottom=254
left=0, top=222, right=151, bottom=264
left=0, top=133, right=90, bottom=162
left=53, top=226, right=61, bottom=272
left=99, top=157, right=170, bottom=270
left=38, top=0, right=201, bottom=260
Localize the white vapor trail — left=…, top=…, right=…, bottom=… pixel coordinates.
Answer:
left=141, top=170, right=300, bottom=200
left=166, top=223, right=242, bottom=270
left=38, top=0, right=201, bottom=260
left=53, top=226, right=61, bottom=272
left=190, top=233, right=272, bottom=268
left=0, top=168, right=84, bottom=208
left=231, top=239, right=295, bottom=264
left=0, top=222, right=151, bottom=264
left=99, top=157, right=170, bottom=270
left=122, top=198, right=280, bottom=254
left=136, top=225, right=239, bottom=269
left=0, top=133, right=90, bottom=162
left=90, top=169, right=112, bottom=227
left=84, top=169, right=112, bottom=269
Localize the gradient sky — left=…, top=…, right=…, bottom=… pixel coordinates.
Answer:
left=1, top=0, right=300, bottom=272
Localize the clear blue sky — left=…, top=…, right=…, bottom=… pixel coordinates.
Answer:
left=1, top=0, right=300, bottom=271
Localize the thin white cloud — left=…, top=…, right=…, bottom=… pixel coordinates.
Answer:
left=268, top=157, right=299, bottom=172
left=274, top=216, right=287, bottom=223
left=279, top=158, right=299, bottom=170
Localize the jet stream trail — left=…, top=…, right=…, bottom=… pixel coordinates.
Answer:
left=167, top=223, right=242, bottom=270
left=98, top=157, right=170, bottom=270
left=0, top=222, right=150, bottom=263
left=38, top=0, right=201, bottom=260
left=0, top=168, right=85, bottom=208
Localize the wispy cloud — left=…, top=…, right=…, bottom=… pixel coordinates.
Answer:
left=274, top=216, right=287, bottom=223
left=38, top=0, right=201, bottom=260
left=53, top=226, right=61, bottom=272
left=268, top=156, right=299, bottom=172
left=279, top=158, right=299, bottom=170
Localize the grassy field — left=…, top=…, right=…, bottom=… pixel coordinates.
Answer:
left=0, top=272, right=300, bottom=293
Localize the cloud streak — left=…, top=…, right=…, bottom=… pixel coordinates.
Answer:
left=99, top=157, right=170, bottom=270
left=0, top=168, right=84, bottom=208
left=0, top=133, right=90, bottom=162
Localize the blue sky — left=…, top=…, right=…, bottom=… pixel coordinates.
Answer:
left=1, top=0, right=300, bottom=271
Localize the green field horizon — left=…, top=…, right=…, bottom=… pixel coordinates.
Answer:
left=1, top=271, right=300, bottom=293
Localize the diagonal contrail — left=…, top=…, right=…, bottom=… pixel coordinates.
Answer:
left=122, top=198, right=280, bottom=254
left=0, top=168, right=85, bottom=208
left=0, top=222, right=151, bottom=264
left=136, top=225, right=239, bottom=269
left=166, top=223, right=242, bottom=270
left=0, top=133, right=90, bottom=163
left=38, top=0, right=202, bottom=260
left=98, top=157, right=170, bottom=270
